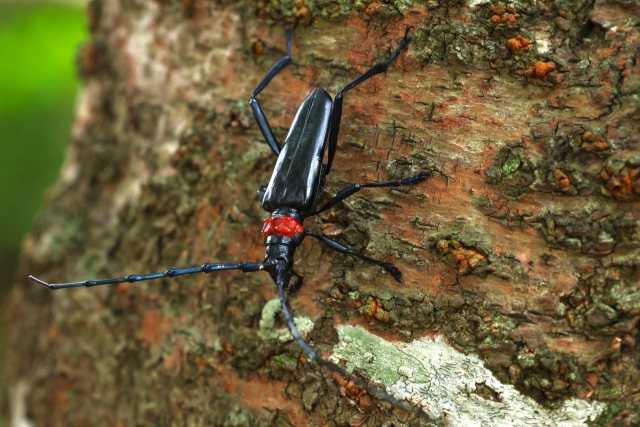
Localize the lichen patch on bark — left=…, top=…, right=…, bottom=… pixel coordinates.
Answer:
left=333, top=325, right=604, bottom=426
left=258, top=298, right=314, bottom=342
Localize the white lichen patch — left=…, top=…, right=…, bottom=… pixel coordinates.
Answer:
left=332, top=325, right=604, bottom=427
left=468, top=0, right=492, bottom=7
left=258, top=298, right=314, bottom=342
left=536, top=38, right=551, bottom=54
left=10, top=381, right=34, bottom=427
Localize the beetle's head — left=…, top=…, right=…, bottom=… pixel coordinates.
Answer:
left=263, top=243, right=294, bottom=288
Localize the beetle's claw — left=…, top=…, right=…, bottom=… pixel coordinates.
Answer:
left=381, top=263, right=403, bottom=283
left=401, top=171, right=432, bottom=185
left=404, top=25, right=414, bottom=39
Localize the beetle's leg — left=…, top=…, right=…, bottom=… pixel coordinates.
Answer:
left=257, top=184, right=268, bottom=200
left=311, top=171, right=430, bottom=216
left=326, top=26, right=412, bottom=174
left=305, top=231, right=402, bottom=282
left=249, top=22, right=293, bottom=157
left=29, top=262, right=264, bottom=290
left=287, top=269, right=305, bottom=293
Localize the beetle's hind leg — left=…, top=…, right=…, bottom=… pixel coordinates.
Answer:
left=249, top=22, right=293, bottom=157
left=305, top=231, right=402, bottom=282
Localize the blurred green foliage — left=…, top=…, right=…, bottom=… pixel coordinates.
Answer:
left=0, top=1, right=87, bottom=286
left=0, top=2, right=87, bottom=115
left=0, top=3, right=86, bottom=424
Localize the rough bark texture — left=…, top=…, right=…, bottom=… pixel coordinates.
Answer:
left=2, top=0, right=640, bottom=426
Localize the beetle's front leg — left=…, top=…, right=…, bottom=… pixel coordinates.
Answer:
left=249, top=22, right=293, bottom=157
left=257, top=184, right=268, bottom=200
left=287, top=269, right=305, bottom=293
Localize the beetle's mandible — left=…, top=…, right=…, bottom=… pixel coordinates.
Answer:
left=30, top=24, right=433, bottom=418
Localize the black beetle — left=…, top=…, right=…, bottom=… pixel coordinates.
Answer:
left=30, top=24, right=432, bottom=417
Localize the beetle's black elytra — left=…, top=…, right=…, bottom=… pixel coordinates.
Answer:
left=30, top=24, right=434, bottom=419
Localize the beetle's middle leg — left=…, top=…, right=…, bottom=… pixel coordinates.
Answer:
left=311, top=171, right=430, bottom=216
left=305, top=231, right=402, bottom=282
left=249, top=23, right=293, bottom=157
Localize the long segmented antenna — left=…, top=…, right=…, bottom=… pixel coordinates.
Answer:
left=276, top=281, right=434, bottom=420
left=32, top=264, right=430, bottom=418
left=28, top=262, right=263, bottom=290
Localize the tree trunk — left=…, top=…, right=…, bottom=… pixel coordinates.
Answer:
left=3, top=0, right=640, bottom=426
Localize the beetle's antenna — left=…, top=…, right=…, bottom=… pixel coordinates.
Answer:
left=277, top=280, right=318, bottom=359
left=29, top=262, right=264, bottom=289
left=276, top=278, right=433, bottom=420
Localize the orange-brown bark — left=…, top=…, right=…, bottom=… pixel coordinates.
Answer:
left=3, top=0, right=640, bottom=426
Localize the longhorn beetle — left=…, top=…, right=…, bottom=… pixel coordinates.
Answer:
left=30, top=24, right=432, bottom=418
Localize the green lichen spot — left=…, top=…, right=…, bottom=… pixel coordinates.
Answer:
left=593, top=401, right=625, bottom=426
left=502, top=155, right=521, bottom=174
left=585, top=303, right=617, bottom=328
left=235, top=100, right=247, bottom=112
left=391, top=0, right=413, bottom=12
left=334, top=325, right=431, bottom=386
left=258, top=298, right=314, bottom=342
left=274, top=354, right=283, bottom=367
left=490, top=315, right=517, bottom=333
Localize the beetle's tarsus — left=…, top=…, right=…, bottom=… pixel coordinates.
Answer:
left=381, top=263, right=403, bottom=282
left=401, top=171, right=432, bottom=185
left=404, top=25, right=413, bottom=40
left=29, top=275, right=51, bottom=289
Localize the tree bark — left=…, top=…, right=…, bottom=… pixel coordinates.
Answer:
left=3, top=0, right=640, bottom=426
